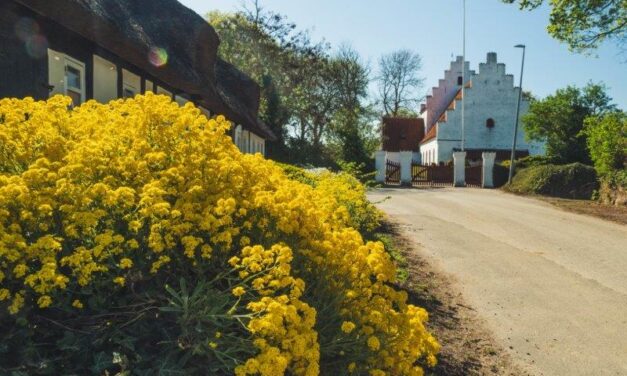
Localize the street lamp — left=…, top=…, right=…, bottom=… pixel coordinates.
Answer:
left=508, top=44, right=526, bottom=184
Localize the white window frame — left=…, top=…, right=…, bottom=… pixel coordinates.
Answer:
left=63, top=56, right=86, bottom=105
left=123, top=83, right=137, bottom=98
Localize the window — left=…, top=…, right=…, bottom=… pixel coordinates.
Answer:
left=64, top=63, right=84, bottom=106
left=457, top=76, right=463, bottom=86
left=48, top=49, right=86, bottom=106
left=93, top=55, right=117, bottom=103
left=122, top=69, right=140, bottom=98
left=123, top=86, right=136, bottom=98
left=486, top=118, right=495, bottom=129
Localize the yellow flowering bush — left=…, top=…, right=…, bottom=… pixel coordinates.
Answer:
left=0, top=94, right=438, bottom=375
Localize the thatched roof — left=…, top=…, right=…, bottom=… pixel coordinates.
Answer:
left=15, top=0, right=276, bottom=140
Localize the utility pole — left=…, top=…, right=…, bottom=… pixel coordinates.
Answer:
left=508, top=44, right=526, bottom=184
left=461, top=0, right=466, bottom=152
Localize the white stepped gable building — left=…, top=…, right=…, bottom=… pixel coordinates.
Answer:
left=419, top=52, right=545, bottom=164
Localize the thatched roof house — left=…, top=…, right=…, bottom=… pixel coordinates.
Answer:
left=0, top=0, right=275, bottom=151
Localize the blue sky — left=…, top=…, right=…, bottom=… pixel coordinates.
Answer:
left=180, top=0, right=627, bottom=107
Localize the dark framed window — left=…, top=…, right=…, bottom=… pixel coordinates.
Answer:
left=486, top=118, right=495, bottom=128
left=457, top=76, right=463, bottom=85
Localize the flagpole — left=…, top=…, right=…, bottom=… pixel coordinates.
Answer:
left=461, top=0, right=466, bottom=152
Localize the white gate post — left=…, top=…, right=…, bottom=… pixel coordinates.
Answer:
left=399, top=151, right=413, bottom=186
left=482, top=152, right=497, bottom=188
left=453, top=151, right=466, bottom=187
left=375, top=151, right=386, bottom=183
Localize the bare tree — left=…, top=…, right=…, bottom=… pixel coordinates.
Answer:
left=377, top=50, right=425, bottom=117
left=241, top=0, right=263, bottom=26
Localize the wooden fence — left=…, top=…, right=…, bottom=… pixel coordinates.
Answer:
left=385, top=160, right=400, bottom=184
left=465, top=166, right=482, bottom=187
left=411, top=164, right=454, bottom=187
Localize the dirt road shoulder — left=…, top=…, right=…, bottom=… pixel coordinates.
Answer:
left=381, top=220, right=528, bottom=376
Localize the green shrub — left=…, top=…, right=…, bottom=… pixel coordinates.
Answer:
left=582, top=111, right=626, bottom=177
left=275, top=162, right=318, bottom=186
left=500, top=155, right=555, bottom=171
left=506, top=163, right=599, bottom=199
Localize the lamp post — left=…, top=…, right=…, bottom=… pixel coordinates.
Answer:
left=508, top=44, right=526, bottom=184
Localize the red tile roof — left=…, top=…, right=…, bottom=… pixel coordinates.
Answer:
left=382, top=117, right=425, bottom=152
left=423, top=80, right=472, bottom=128
left=420, top=125, right=437, bottom=144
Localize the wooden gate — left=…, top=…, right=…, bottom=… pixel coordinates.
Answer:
left=465, top=165, right=482, bottom=187
left=412, top=164, right=454, bottom=187
left=385, top=160, right=400, bottom=184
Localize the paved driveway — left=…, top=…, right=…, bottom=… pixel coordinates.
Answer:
left=369, top=188, right=627, bottom=376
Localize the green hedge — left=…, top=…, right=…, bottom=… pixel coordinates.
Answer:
left=506, top=163, right=599, bottom=199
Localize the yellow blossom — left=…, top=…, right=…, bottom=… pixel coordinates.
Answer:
left=232, top=286, right=246, bottom=297
left=341, top=321, right=356, bottom=333
left=119, top=258, right=133, bottom=269
left=0, top=95, right=438, bottom=374
left=37, top=295, right=52, bottom=308
left=367, top=336, right=381, bottom=351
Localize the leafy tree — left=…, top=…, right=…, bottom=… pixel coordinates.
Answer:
left=207, top=8, right=327, bottom=161
left=523, top=83, right=617, bottom=164
left=582, top=111, right=626, bottom=176
left=503, top=0, right=627, bottom=53
left=260, top=75, right=290, bottom=157
left=208, top=5, right=376, bottom=169
left=327, top=46, right=377, bottom=168
left=377, top=49, right=425, bottom=116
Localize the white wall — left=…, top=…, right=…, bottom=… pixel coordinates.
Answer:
left=420, top=140, right=438, bottom=165
left=249, top=132, right=266, bottom=155
left=93, top=55, right=117, bottom=103
left=431, top=53, right=545, bottom=162
left=423, top=56, right=475, bottom=129
left=233, top=125, right=266, bottom=155
left=385, top=151, right=420, bottom=164
left=387, top=152, right=400, bottom=163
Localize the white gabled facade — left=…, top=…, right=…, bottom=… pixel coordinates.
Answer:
left=419, top=52, right=545, bottom=164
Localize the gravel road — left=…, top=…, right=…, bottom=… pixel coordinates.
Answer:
left=369, top=187, right=627, bottom=376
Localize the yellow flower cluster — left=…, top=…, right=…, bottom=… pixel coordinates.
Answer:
left=0, top=94, right=438, bottom=375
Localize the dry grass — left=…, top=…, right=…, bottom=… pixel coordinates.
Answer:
left=534, top=197, right=627, bottom=225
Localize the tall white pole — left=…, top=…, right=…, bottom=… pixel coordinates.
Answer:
left=461, top=0, right=466, bottom=151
